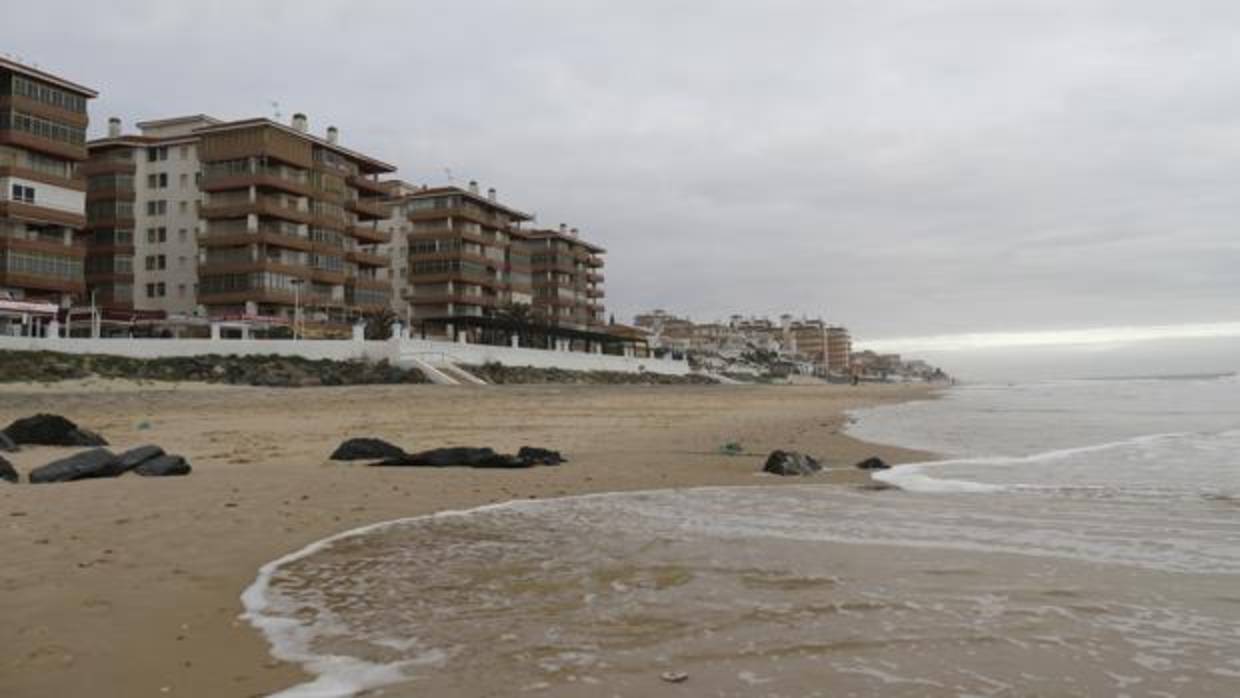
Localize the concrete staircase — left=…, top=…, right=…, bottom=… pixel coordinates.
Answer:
left=400, top=353, right=488, bottom=386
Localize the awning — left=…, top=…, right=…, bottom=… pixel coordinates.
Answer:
left=0, top=299, right=59, bottom=315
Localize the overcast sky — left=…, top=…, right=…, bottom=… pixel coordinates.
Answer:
left=7, top=1, right=1238, bottom=363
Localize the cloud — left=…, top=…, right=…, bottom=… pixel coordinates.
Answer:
left=9, top=0, right=1239, bottom=342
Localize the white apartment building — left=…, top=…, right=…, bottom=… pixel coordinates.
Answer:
left=85, top=115, right=219, bottom=315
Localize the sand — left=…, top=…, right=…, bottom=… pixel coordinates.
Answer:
left=0, top=381, right=934, bottom=697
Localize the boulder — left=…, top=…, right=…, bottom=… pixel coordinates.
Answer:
left=0, top=431, right=17, bottom=453
left=3, top=414, right=108, bottom=447
left=762, top=450, right=822, bottom=476
left=135, top=454, right=192, bottom=477
left=0, top=456, right=16, bottom=483
left=854, top=456, right=891, bottom=471
left=518, top=446, right=565, bottom=466
left=110, top=445, right=166, bottom=476
left=29, top=448, right=120, bottom=483
left=330, top=438, right=408, bottom=462
left=377, top=447, right=538, bottom=469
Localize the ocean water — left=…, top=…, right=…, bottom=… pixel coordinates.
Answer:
left=244, top=375, right=1240, bottom=697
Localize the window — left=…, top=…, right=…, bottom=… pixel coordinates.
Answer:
left=147, top=172, right=168, bottom=189
left=145, top=200, right=168, bottom=216
left=147, top=146, right=168, bottom=162
left=10, top=184, right=35, bottom=203
left=178, top=228, right=188, bottom=242
left=145, top=256, right=156, bottom=271
left=179, top=173, right=188, bottom=189
left=146, top=228, right=156, bottom=244
left=144, top=282, right=166, bottom=298
left=158, top=227, right=167, bottom=242
left=146, top=283, right=155, bottom=297
left=157, top=255, right=167, bottom=270
left=178, top=283, right=186, bottom=298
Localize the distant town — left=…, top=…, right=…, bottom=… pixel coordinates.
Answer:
left=0, top=56, right=943, bottom=382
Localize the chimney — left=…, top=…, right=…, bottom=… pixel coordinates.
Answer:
left=468, top=180, right=479, bottom=195
left=559, top=223, right=567, bottom=234
left=326, top=126, right=339, bottom=144
left=570, top=227, right=579, bottom=238
left=292, top=113, right=308, bottom=133
left=107, top=117, right=121, bottom=138
left=487, top=187, right=496, bottom=202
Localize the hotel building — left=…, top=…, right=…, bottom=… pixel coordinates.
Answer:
left=84, top=115, right=218, bottom=313
left=524, top=224, right=605, bottom=330
left=195, top=115, right=394, bottom=326
left=0, top=58, right=96, bottom=305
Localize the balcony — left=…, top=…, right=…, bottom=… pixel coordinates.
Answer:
left=346, top=248, right=389, bottom=267
left=0, top=129, right=87, bottom=162
left=0, top=164, right=86, bottom=192
left=0, top=198, right=87, bottom=229
left=586, top=271, right=604, bottom=283
left=200, top=168, right=311, bottom=197
left=346, top=197, right=390, bottom=221
left=200, top=195, right=313, bottom=225
left=200, top=226, right=316, bottom=252
left=79, top=159, right=136, bottom=177
left=347, top=174, right=389, bottom=196
left=350, top=225, right=390, bottom=244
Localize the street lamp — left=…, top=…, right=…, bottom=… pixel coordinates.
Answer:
left=290, top=279, right=305, bottom=341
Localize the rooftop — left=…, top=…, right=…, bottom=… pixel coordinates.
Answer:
left=192, top=117, right=397, bottom=174
left=0, top=56, right=97, bottom=97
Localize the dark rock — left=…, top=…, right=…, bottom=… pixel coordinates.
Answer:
left=135, top=454, right=192, bottom=477
left=29, top=448, right=120, bottom=484
left=0, top=431, right=17, bottom=452
left=3, top=414, right=108, bottom=447
left=330, top=438, right=408, bottom=461
left=0, top=456, right=16, bottom=483
left=110, top=445, right=166, bottom=476
left=377, top=447, right=537, bottom=469
left=762, top=450, right=822, bottom=476
left=854, top=456, right=891, bottom=471
left=517, top=446, right=565, bottom=465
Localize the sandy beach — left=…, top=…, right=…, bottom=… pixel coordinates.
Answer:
left=0, top=381, right=934, bottom=698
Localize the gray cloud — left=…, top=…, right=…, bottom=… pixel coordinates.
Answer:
left=9, top=0, right=1240, bottom=340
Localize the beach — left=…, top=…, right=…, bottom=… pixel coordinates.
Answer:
left=0, top=381, right=933, bottom=698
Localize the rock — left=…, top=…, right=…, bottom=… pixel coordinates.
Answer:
left=0, top=456, right=16, bottom=483
left=135, top=454, right=192, bottom=477
left=517, top=446, right=565, bottom=466
left=854, top=456, right=891, bottom=470
left=112, top=445, right=166, bottom=476
left=0, top=431, right=17, bottom=452
left=762, top=450, right=822, bottom=476
left=3, top=414, right=108, bottom=447
left=377, top=447, right=536, bottom=469
left=330, top=438, right=408, bottom=462
left=29, top=448, right=120, bottom=483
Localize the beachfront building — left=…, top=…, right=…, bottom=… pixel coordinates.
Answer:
left=0, top=57, right=96, bottom=310
left=524, top=224, right=605, bottom=330
left=393, top=181, right=533, bottom=333
left=826, top=325, right=852, bottom=375
left=786, top=318, right=830, bottom=372
left=84, top=115, right=219, bottom=314
left=195, top=115, right=395, bottom=331
left=375, top=179, right=420, bottom=321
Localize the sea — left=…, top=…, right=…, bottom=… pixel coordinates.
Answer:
left=243, top=374, right=1240, bottom=697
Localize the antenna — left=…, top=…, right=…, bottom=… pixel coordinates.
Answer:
left=269, top=100, right=282, bottom=121
left=443, top=167, right=456, bottom=185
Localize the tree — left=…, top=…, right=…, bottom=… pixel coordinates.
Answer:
left=363, top=308, right=398, bottom=340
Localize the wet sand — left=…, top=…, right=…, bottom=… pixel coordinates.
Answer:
left=0, top=381, right=933, bottom=697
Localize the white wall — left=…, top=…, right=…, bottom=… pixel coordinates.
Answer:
left=0, top=176, right=85, bottom=213
left=0, top=335, right=689, bottom=377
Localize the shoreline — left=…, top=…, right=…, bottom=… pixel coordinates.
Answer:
left=0, top=381, right=936, bottom=697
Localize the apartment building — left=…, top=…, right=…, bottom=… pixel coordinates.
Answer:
left=524, top=224, right=605, bottom=330
left=786, top=318, right=829, bottom=368
left=375, top=179, right=419, bottom=319
left=393, top=182, right=533, bottom=328
left=826, top=325, right=852, bottom=375
left=84, top=115, right=218, bottom=313
left=0, top=58, right=96, bottom=305
left=195, top=115, right=394, bottom=327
